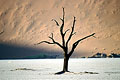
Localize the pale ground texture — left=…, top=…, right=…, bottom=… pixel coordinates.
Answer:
left=0, top=0, right=120, bottom=57
left=0, top=59, right=120, bottom=80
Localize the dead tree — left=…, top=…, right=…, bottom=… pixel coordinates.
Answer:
left=36, top=8, right=95, bottom=73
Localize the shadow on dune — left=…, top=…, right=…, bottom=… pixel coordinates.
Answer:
left=0, top=43, right=62, bottom=59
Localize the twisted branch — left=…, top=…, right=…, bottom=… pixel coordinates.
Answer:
left=35, top=33, right=63, bottom=49
left=68, top=33, right=95, bottom=57
left=66, top=17, right=76, bottom=47
left=51, top=19, right=59, bottom=26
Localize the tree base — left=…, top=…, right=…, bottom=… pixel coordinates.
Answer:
left=55, top=70, right=70, bottom=75
left=55, top=71, right=99, bottom=75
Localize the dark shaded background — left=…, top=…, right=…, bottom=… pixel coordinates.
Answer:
left=0, top=43, right=62, bottom=59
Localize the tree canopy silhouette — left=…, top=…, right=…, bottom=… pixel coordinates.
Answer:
left=36, top=8, right=95, bottom=74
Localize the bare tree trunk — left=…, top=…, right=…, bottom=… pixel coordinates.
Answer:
left=63, top=54, right=69, bottom=72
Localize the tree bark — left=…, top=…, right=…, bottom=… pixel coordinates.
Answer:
left=63, top=55, right=69, bottom=72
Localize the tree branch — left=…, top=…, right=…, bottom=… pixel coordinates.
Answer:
left=62, top=7, right=65, bottom=20
left=35, top=41, right=55, bottom=45
left=66, top=17, right=76, bottom=47
left=60, top=7, right=65, bottom=47
left=48, top=33, right=54, bottom=42
left=68, top=33, right=95, bottom=57
left=51, top=19, right=59, bottom=26
left=63, top=29, right=70, bottom=35
left=74, top=33, right=95, bottom=45
left=72, top=32, right=76, bottom=36
left=35, top=33, right=63, bottom=49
